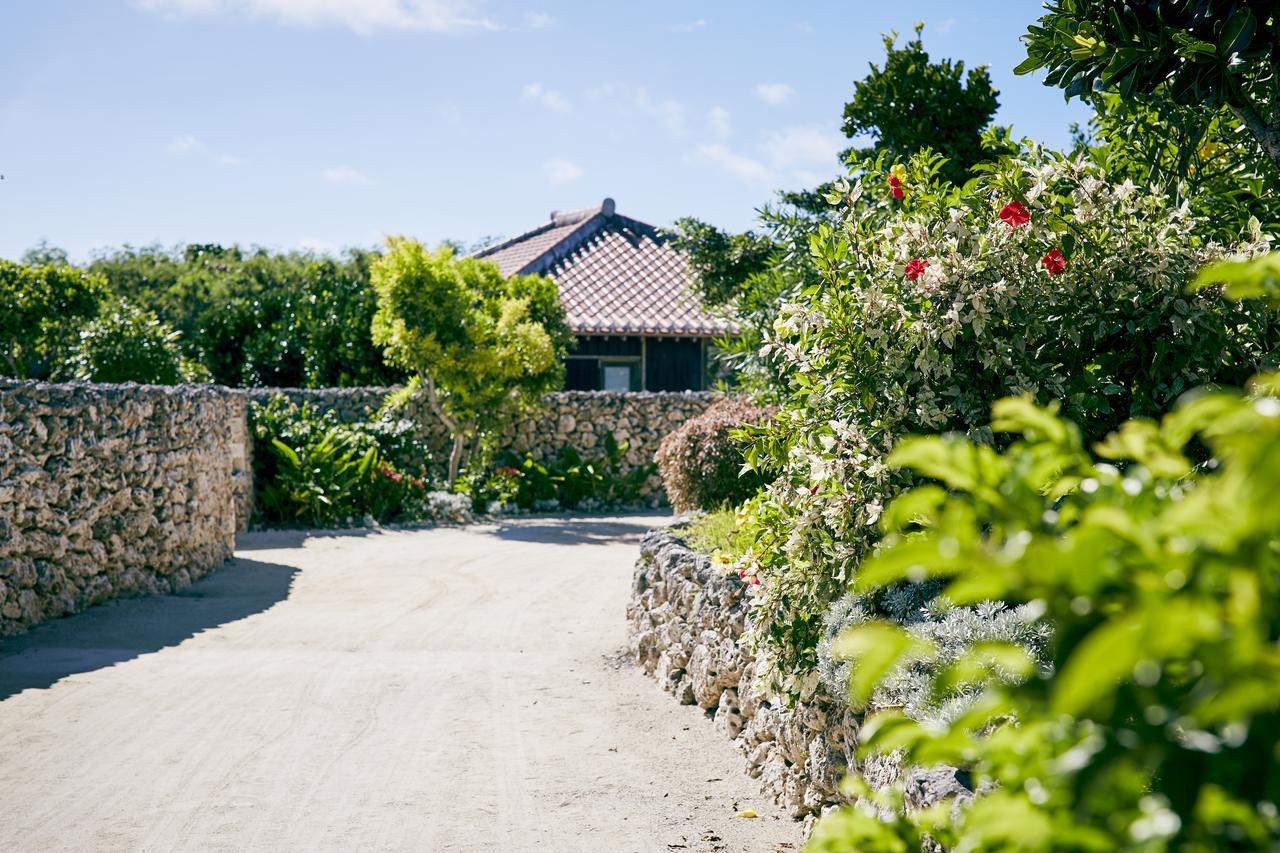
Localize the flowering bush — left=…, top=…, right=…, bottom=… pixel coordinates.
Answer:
left=733, top=147, right=1277, bottom=692
left=809, top=373, right=1280, bottom=851
left=655, top=398, right=776, bottom=512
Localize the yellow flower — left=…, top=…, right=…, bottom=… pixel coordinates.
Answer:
left=889, top=163, right=908, bottom=184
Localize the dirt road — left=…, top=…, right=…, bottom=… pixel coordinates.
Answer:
left=0, top=516, right=800, bottom=852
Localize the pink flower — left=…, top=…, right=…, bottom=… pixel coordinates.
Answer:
left=904, top=258, right=929, bottom=281
left=999, top=202, right=1030, bottom=228
left=1041, top=248, right=1066, bottom=276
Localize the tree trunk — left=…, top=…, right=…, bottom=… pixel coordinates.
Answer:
left=447, top=434, right=467, bottom=489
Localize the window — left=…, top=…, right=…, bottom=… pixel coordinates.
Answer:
left=602, top=363, right=634, bottom=392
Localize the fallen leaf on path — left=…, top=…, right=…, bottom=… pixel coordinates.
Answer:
left=737, top=809, right=758, bottom=818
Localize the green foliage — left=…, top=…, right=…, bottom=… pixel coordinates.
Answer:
left=843, top=24, right=1000, bottom=186
left=678, top=508, right=739, bottom=555
left=370, top=238, right=571, bottom=484
left=466, top=433, right=653, bottom=512
left=655, top=398, right=776, bottom=513
left=1019, top=0, right=1280, bottom=170
left=1076, top=95, right=1280, bottom=242
left=88, top=244, right=401, bottom=388
left=0, top=259, right=107, bottom=379
left=732, top=147, right=1278, bottom=694
left=69, top=300, right=206, bottom=385
left=249, top=396, right=434, bottom=526
left=1194, top=251, right=1280, bottom=306
left=811, top=375, right=1280, bottom=851
left=666, top=217, right=777, bottom=307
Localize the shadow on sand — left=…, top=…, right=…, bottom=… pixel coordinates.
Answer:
left=0, top=558, right=297, bottom=700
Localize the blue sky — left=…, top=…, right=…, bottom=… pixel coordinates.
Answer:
left=0, top=1, right=1089, bottom=262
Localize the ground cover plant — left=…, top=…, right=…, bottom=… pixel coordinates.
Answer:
left=808, top=369, right=1280, bottom=851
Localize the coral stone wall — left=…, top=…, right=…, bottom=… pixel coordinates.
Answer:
left=244, top=388, right=717, bottom=501
left=628, top=528, right=970, bottom=820
left=0, top=380, right=245, bottom=637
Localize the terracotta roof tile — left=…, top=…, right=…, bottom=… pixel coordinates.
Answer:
left=473, top=199, right=730, bottom=337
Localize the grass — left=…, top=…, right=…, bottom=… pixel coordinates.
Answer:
left=679, top=507, right=739, bottom=554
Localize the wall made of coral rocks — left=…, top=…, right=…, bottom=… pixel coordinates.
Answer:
left=627, top=528, right=972, bottom=821
left=0, top=380, right=246, bottom=638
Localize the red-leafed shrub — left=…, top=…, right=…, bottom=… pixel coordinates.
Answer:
left=656, top=398, right=776, bottom=512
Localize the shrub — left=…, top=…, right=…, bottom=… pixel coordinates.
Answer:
left=732, top=147, right=1277, bottom=693
left=810, top=372, right=1280, bottom=851
left=249, top=396, right=435, bottom=527
left=69, top=300, right=206, bottom=384
left=656, top=398, right=776, bottom=512
left=465, top=433, right=653, bottom=512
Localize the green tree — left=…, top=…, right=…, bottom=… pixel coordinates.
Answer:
left=0, top=260, right=105, bottom=379
left=1076, top=93, right=1280, bottom=240
left=666, top=217, right=775, bottom=308
left=89, top=244, right=401, bottom=387
left=843, top=24, right=1000, bottom=186
left=370, top=239, right=571, bottom=485
left=69, top=299, right=204, bottom=385
left=1018, top=0, right=1280, bottom=170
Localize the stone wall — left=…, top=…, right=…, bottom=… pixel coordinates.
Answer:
left=627, top=528, right=968, bottom=821
left=0, top=380, right=245, bottom=638
left=244, top=387, right=716, bottom=502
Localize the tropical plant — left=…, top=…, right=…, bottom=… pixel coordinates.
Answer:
left=0, top=259, right=106, bottom=379
left=809, top=371, right=1280, bottom=851
left=370, top=239, right=571, bottom=485
left=468, top=433, right=653, bottom=512
left=249, top=396, right=434, bottom=526
left=656, top=398, right=776, bottom=512
left=1019, top=0, right=1280, bottom=170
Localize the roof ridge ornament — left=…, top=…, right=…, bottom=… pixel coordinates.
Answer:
left=549, top=197, right=616, bottom=227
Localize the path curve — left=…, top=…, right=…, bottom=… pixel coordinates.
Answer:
left=0, top=516, right=800, bottom=852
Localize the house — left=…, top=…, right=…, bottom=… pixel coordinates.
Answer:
left=473, top=198, right=729, bottom=392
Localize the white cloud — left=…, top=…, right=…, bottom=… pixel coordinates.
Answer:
left=166, top=134, right=204, bottom=154
left=762, top=125, right=843, bottom=169
left=754, top=83, right=795, bottom=106
left=322, top=165, right=371, bottom=186
left=524, top=11, right=552, bottom=29
left=521, top=82, right=570, bottom=113
left=695, top=144, right=773, bottom=186
left=707, top=106, right=732, bottom=139
left=793, top=21, right=814, bottom=34
left=936, top=17, right=957, bottom=34
left=586, top=84, right=686, bottom=137
left=543, top=158, right=583, bottom=184
left=299, top=237, right=339, bottom=255
left=135, top=0, right=496, bottom=34
left=671, top=19, right=706, bottom=33
left=216, top=153, right=244, bottom=166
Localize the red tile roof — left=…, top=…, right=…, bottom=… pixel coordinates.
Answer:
left=473, top=199, right=731, bottom=337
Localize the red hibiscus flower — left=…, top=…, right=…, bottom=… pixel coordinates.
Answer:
left=888, top=176, right=905, bottom=200
left=1041, top=248, right=1066, bottom=276
left=904, top=258, right=929, bottom=281
left=999, top=201, right=1030, bottom=228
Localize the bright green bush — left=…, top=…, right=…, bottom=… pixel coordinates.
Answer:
left=655, top=398, right=776, bottom=512
left=809, top=372, right=1280, bottom=852
left=0, top=260, right=106, bottom=379
left=249, top=396, right=434, bottom=526
left=69, top=300, right=206, bottom=385
left=370, top=239, right=571, bottom=485
left=732, top=147, right=1277, bottom=693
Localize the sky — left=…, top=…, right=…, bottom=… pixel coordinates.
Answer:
left=0, top=0, right=1090, bottom=262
